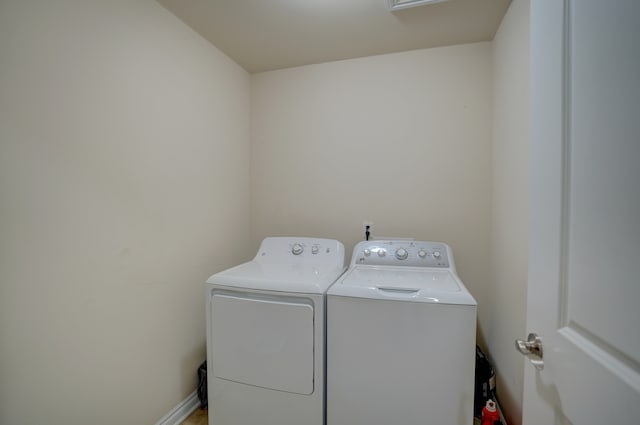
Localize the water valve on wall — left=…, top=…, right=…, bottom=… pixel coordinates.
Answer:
left=363, top=221, right=373, bottom=240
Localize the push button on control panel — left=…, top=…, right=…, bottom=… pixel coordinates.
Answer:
left=395, top=248, right=408, bottom=260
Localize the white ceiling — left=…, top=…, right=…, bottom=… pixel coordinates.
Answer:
left=156, top=0, right=511, bottom=74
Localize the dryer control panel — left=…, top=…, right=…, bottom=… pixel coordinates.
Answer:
left=255, top=237, right=346, bottom=265
left=352, top=240, right=451, bottom=268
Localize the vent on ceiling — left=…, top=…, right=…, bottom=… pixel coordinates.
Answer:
left=386, top=0, right=448, bottom=11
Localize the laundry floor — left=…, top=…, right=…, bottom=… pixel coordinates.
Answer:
left=180, top=406, right=487, bottom=425
left=181, top=408, right=207, bottom=425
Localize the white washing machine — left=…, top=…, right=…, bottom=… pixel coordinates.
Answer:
left=326, top=240, right=477, bottom=425
left=205, top=237, right=345, bottom=425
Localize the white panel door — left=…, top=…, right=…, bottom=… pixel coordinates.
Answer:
left=524, top=1, right=640, bottom=423
left=211, top=293, right=315, bottom=395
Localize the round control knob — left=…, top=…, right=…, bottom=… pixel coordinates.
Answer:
left=418, top=250, right=427, bottom=258
left=433, top=251, right=441, bottom=259
left=292, top=243, right=304, bottom=255
left=377, top=249, right=386, bottom=257
left=364, top=249, right=371, bottom=256
left=395, top=248, right=408, bottom=260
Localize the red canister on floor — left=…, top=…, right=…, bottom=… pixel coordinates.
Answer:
left=481, top=399, right=500, bottom=425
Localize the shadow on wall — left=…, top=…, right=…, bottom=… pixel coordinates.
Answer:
left=182, top=343, right=207, bottom=396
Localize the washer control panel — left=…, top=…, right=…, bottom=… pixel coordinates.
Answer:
left=354, top=240, right=450, bottom=268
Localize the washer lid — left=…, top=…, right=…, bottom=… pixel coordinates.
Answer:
left=327, top=265, right=476, bottom=305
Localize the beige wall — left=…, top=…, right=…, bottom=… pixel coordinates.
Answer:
left=489, top=1, right=530, bottom=424
left=0, top=1, right=250, bottom=424
left=251, top=43, right=493, bottom=342
left=0, top=1, right=530, bottom=422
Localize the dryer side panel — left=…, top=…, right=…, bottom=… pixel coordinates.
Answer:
left=211, top=292, right=314, bottom=395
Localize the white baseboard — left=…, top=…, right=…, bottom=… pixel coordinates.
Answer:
left=155, top=391, right=200, bottom=425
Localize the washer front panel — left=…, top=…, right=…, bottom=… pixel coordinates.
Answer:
left=326, top=295, right=476, bottom=425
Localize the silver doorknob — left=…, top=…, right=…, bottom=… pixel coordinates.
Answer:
left=515, top=333, right=544, bottom=370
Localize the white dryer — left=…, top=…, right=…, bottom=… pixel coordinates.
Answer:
left=326, top=240, right=477, bottom=425
left=205, top=237, right=345, bottom=425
